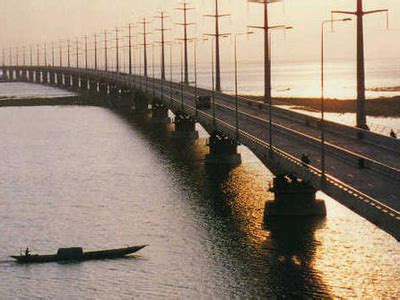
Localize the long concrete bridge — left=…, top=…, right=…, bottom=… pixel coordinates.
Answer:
left=1, top=66, right=399, bottom=241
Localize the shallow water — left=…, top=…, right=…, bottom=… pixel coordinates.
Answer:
left=0, top=83, right=399, bottom=299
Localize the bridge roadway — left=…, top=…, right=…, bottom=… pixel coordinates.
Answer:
left=2, top=66, right=400, bottom=240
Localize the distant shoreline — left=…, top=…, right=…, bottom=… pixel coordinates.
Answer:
left=244, top=95, right=400, bottom=117
left=0, top=96, right=84, bottom=107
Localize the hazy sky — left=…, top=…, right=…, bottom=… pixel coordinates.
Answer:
left=1, top=0, right=399, bottom=65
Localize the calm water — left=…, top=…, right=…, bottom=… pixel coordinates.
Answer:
left=0, top=83, right=399, bottom=299
left=132, top=57, right=400, bottom=99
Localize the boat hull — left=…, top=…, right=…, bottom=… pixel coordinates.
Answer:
left=11, top=245, right=146, bottom=263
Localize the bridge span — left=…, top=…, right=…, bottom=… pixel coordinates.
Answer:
left=1, top=66, right=399, bottom=241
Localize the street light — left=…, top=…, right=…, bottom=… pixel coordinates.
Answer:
left=321, top=17, right=351, bottom=179
left=266, top=25, right=292, bottom=156
left=203, top=34, right=230, bottom=129
left=234, top=31, right=254, bottom=142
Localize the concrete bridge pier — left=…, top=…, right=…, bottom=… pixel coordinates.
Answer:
left=15, top=69, right=22, bottom=81
left=264, top=175, right=326, bottom=219
left=109, top=85, right=120, bottom=97
left=205, top=131, right=241, bottom=166
left=133, top=90, right=149, bottom=113
left=57, top=74, right=63, bottom=86
left=49, top=72, right=56, bottom=85
left=151, top=101, right=169, bottom=123
left=172, top=111, right=198, bottom=140
left=89, top=80, right=98, bottom=93
left=80, top=78, right=88, bottom=91
left=9, top=69, right=15, bottom=81
left=21, top=70, right=28, bottom=82
left=99, top=82, right=108, bottom=95
left=72, top=76, right=79, bottom=90
left=42, top=71, right=48, bottom=84
left=63, top=74, right=71, bottom=87
left=2, top=68, right=10, bottom=81
left=28, top=70, right=34, bottom=82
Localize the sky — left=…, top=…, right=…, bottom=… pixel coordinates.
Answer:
left=0, top=0, right=399, bottom=65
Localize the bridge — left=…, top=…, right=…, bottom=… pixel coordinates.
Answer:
left=1, top=65, right=399, bottom=241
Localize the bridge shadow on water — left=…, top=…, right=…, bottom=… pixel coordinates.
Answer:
left=113, top=108, right=332, bottom=298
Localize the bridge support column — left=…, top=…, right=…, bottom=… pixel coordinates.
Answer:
left=264, top=175, right=326, bottom=219
left=49, top=72, right=56, bottom=85
left=151, top=101, right=169, bottom=123
left=15, top=69, right=21, bottom=81
left=21, top=70, right=28, bottom=82
left=99, top=82, right=108, bottom=95
left=205, top=131, right=241, bottom=166
left=109, top=85, right=119, bottom=96
left=28, top=70, right=34, bottom=82
left=72, top=76, right=79, bottom=89
left=2, top=68, right=10, bottom=81
left=80, top=78, right=88, bottom=91
left=42, top=71, right=48, bottom=84
left=64, top=74, right=71, bottom=87
left=9, top=69, right=15, bottom=81
left=172, top=111, right=198, bottom=140
left=89, top=80, right=98, bottom=93
left=134, top=90, right=149, bottom=113
left=57, top=74, right=63, bottom=86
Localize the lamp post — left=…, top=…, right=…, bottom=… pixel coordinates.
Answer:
left=179, top=41, right=184, bottom=110
left=266, top=25, right=292, bottom=155
left=321, top=18, right=351, bottom=179
left=234, top=31, right=253, bottom=142
left=168, top=43, right=173, bottom=106
left=203, top=34, right=229, bottom=128
left=188, top=38, right=198, bottom=117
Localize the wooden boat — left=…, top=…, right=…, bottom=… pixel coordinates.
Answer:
left=10, top=245, right=147, bottom=263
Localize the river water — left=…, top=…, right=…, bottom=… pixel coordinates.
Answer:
left=0, top=83, right=399, bottom=299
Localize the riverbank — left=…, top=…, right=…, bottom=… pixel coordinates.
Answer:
left=0, top=96, right=87, bottom=107
left=244, top=95, right=400, bottom=117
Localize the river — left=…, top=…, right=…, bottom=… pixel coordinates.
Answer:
left=0, top=83, right=399, bottom=299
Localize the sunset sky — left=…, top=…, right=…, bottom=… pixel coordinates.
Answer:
left=1, top=0, right=399, bottom=65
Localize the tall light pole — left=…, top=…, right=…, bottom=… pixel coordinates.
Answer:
left=30, top=45, right=33, bottom=66
left=179, top=41, right=184, bottom=109
left=205, top=0, right=230, bottom=92
left=51, top=42, right=55, bottom=67
left=84, top=35, right=88, bottom=70
left=248, top=0, right=285, bottom=104
left=36, top=44, right=40, bottom=66
left=168, top=43, right=173, bottom=106
left=188, top=38, right=199, bottom=117
left=152, top=42, right=156, bottom=97
left=139, top=18, right=151, bottom=77
left=93, top=34, right=98, bottom=70
left=127, top=23, right=134, bottom=75
left=67, top=40, right=71, bottom=67
left=321, top=18, right=352, bottom=179
left=176, top=2, right=195, bottom=85
left=75, top=39, right=79, bottom=68
left=155, top=12, right=170, bottom=81
left=44, top=43, right=47, bottom=66
left=59, top=41, right=63, bottom=67
left=23, top=46, right=26, bottom=66
left=114, top=27, right=120, bottom=73
left=104, top=30, right=109, bottom=71
left=234, top=32, right=254, bottom=142
left=16, top=47, right=19, bottom=67
left=332, top=0, right=388, bottom=129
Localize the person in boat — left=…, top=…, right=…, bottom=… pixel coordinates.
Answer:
left=25, top=247, right=30, bottom=256
left=390, top=129, right=397, bottom=139
left=301, top=153, right=311, bottom=166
